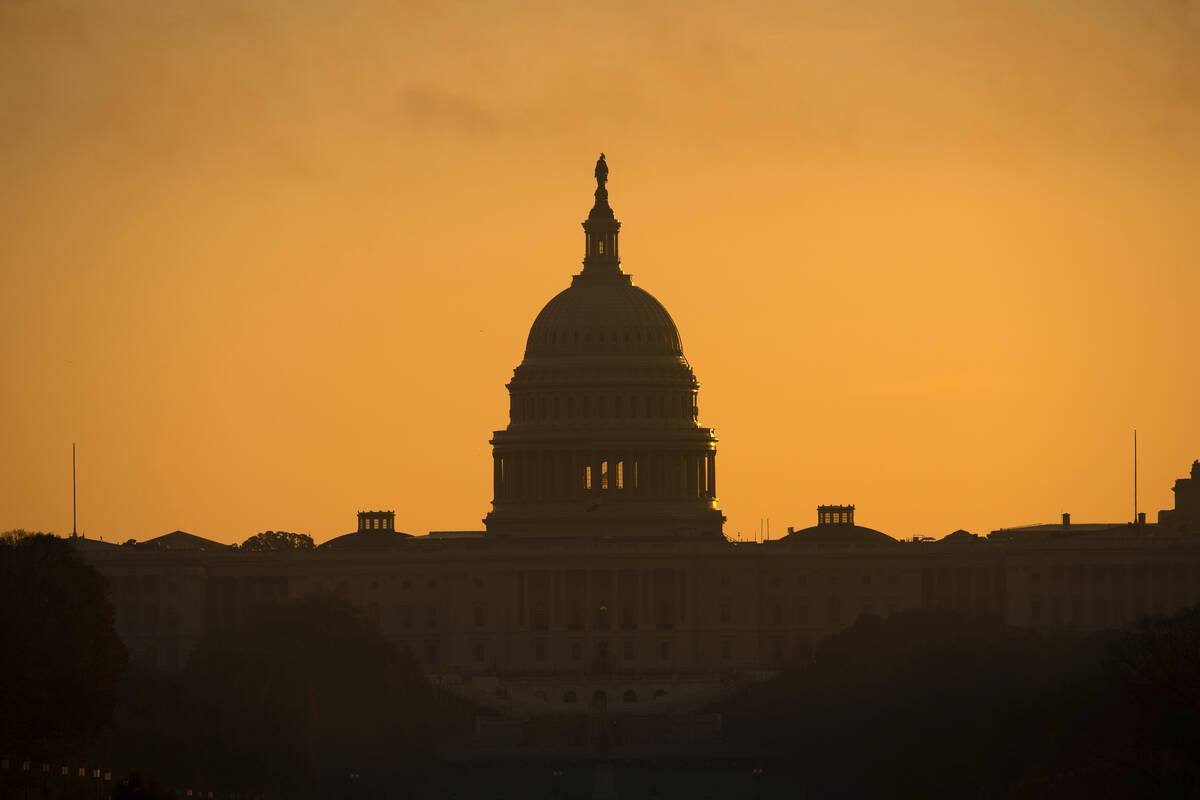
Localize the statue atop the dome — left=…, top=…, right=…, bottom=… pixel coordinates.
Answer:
left=594, top=153, right=608, bottom=189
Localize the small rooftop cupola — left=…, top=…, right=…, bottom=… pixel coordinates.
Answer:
left=580, top=153, right=623, bottom=278
left=357, top=510, right=395, bottom=532
left=817, top=505, right=855, bottom=526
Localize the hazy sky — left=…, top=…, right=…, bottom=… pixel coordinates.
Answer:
left=2, top=0, right=1198, bottom=543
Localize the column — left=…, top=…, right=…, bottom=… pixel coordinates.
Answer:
left=677, top=569, right=685, bottom=624
left=585, top=570, right=593, bottom=631
left=708, top=452, right=716, bottom=498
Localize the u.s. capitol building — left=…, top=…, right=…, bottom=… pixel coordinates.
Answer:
left=75, top=158, right=1200, bottom=737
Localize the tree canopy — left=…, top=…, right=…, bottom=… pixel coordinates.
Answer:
left=99, top=591, right=470, bottom=798
left=0, top=533, right=127, bottom=757
left=237, top=530, right=315, bottom=551
left=716, top=607, right=1200, bottom=798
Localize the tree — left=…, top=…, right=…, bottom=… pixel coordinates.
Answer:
left=175, top=591, right=465, bottom=797
left=0, top=533, right=127, bottom=757
left=238, top=530, right=315, bottom=551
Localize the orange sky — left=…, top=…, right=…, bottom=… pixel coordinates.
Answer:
left=2, top=0, right=1198, bottom=544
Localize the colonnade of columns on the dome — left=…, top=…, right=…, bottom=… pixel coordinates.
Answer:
left=493, top=449, right=716, bottom=503
left=509, top=390, right=698, bottom=425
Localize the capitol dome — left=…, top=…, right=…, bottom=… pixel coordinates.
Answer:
left=523, top=277, right=683, bottom=359
left=485, top=155, right=723, bottom=539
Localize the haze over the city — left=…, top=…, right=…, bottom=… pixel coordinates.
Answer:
left=3, top=0, right=1198, bottom=543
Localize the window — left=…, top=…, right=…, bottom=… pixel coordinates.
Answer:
left=888, top=575, right=897, bottom=585
left=598, top=239, right=605, bottom=255
left=534, top=641, right=546, bottom=662
left=584, top=465, right=592, bottom=491
left=474, top=642, right=485, bottom=662
left=797, top=603, right=809, bottom=624
left=623, top=639, right=634, bottom=660
left=720, top=604, right=731, bottom=624
left=862, top=575, right=872, bottom=586
left=616, top=460, right=624, bottom=489
left=473, top=606, right=484, bottom=627
left=563, top=691, right=578, bottom=703
left=659, top=640, right=671, bottom=660
left=623, top=690, right=637, bottom=703
left=721, top=639, right=732, bottom=660
left=571, top=642, right=582, bottom=661
left=601, top=460, right=609, bottom=489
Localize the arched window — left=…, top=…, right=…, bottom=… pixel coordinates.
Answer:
left=534, top=690, right=547, bottom=702
left=598, top=239, right=605, bottom=255
left=654, top=689, right=667, bottom=700
left=623, top=690, right=637, bottom=703
left=563, top=691, right=577, bottom=703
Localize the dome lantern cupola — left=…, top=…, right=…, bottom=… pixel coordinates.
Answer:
left=581, top=153, right=622, bottom=276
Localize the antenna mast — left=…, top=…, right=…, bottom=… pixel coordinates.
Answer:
left=72, top=442, right=77, bottom=538
left=1133, top=429, right=1138, bottom=524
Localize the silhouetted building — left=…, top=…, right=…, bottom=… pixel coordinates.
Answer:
left=72, top=159, right=1200, bottom=751
left=1159, top=460, right=1200, bottom=529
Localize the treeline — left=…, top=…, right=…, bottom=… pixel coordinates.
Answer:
left=0, top=533, right=472, bottom=799
left=716, top=607, right=1200, bottom=798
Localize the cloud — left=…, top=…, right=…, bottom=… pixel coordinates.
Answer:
left=395, top=86, right=497, bottom=136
